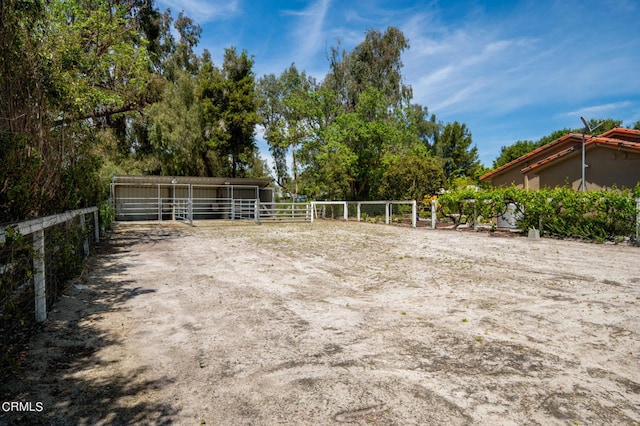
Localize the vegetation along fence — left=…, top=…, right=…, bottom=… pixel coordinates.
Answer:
left=0, top=207, right=100, bottom=371
left=432, top=187, right=640, bottom=243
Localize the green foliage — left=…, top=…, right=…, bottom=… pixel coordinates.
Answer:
left=257, top=64, right=316, bottom=195
left=435, top=187, right=482, bottom=229
left=46, top=221, right=85, bottom=286
left=435, top=186, right=639, bottom=241
left=217, top=47, right=261, bottom=177
left=148, top=70, right=212, bottom=176
left=0, top=228, right=35, bottom=304
left=407, top=104, right=440, bottom=152
left=515, top=187, right=637, bottom=242
left=46, top=0, right=157, bottom=122
left=0, top=226, right=37, bottom=373
left=379, top=155, right=445, bottom=200
left=493, top=140, right=541, bottom=168
left=324, top=27, right=411, bottom=113
left=301, top=137, right=357, bottom=200
left=99, top=202, right=115, bottom=233
left=0, top=135, right=41, bottom=223
left=433, top=121, right=481, bottom=182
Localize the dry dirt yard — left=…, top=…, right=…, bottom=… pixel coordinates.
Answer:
left=2, top=221, right=640, bottom=425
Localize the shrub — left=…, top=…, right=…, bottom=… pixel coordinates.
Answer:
left=435, top=186, right=639, bottom=242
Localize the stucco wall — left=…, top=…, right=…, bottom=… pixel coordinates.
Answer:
left=487, top=166, right=526, bottom=188
left=584, top=146, right=640, bottom=190
left=526, top=146, right=640, bottom=191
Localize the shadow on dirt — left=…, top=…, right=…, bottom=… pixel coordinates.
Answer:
left=0, top=225, right=187, bottom=425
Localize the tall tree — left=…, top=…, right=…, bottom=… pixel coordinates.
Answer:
left=324, top=27, right=411, bottom=113
left=205, top=47, right=260, bottom=177
left=148, top=69, right=216, bottom=176
left=0, top=0, right=139, bottom=219
left=161, top=11, right=202, bottom=82
left=257, top=64, right=315, bottom=197
left=301, top=88, right=416, bottom=200
left=433, top=121, right=481, bottom=182
left=407, top=103, right=440, bottom=153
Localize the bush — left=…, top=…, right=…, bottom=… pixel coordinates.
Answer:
left=435, top=186, right=639, bottom=242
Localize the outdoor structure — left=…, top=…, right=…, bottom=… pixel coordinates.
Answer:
left=111, top=175, right=274, bottom=222
left=480, top=128, right=640, bottom=190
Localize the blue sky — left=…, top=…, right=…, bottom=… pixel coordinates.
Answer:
left=158, top=0, right=640, bottom=167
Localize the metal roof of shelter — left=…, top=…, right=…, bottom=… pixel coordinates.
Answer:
left=112, top=175, right=273, bottom=187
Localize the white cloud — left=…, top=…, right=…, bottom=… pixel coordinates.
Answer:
left=405, top=22, right=539, bottom=116
left=559, top=102, right=634, bottom=119
left=286, top=0, right=332, bottom=68
left=157, top=0, right=240, bottom=23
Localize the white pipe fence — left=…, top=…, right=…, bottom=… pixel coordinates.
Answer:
left=0, top=207, right=99, bottom=323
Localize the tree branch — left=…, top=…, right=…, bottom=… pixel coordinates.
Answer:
left=52, top=102, right=143, bottom=127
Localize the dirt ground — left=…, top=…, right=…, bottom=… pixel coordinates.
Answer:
left=2, top=220, right=639, bottom=425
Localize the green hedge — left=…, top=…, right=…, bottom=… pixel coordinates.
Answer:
left=434, top=186, right=640, bottom=243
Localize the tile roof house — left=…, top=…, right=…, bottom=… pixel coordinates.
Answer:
left=480, top=128, right=640, bottom=191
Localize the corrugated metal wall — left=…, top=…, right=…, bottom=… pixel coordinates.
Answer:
left=112, top=178, right=274, bottom=222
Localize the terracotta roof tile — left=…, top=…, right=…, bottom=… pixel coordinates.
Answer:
left=480, top=127, right=640, bottom=182
left=479, top=133, right=583, bottom=181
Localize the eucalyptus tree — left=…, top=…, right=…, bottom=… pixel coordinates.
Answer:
left=257, top=64, right=318, bottom=198
left=213, top=47, right=260, bottom=177
left=303, top=27, right=435, bottom=200
left=324, top=26, right=411, bottom=113
left=147, top=69, right=214, bottom=176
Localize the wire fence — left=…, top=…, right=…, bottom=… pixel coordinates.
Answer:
left=0, top=207, right=99, bottom=373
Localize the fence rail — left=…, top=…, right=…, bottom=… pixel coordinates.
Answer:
left=259, top=202, right=312, bottom=222
left=0, top=207, right=99, bottom=323
left=125, top=199, right=420, bottom=227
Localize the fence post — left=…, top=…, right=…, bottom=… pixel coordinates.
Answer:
left=636, top=198, right=640, bottom=243
left=343, top=202, right=348, bottom=221
left=357, top=203, right=361, bottom=222
left=473, top=199, right=478, bottom=231
left=33, top=229, right=47, bottom=323
left=80, top=213, right=90, bottom=257
left=93, top=210, right=99, bottom=242
left=412, top=200, right=417, bottom=228
left=385, top=203, right=390, bottom=224
left=254, top=200, right=260, bottom=224
left=431, top=200, right=437, bottom=229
